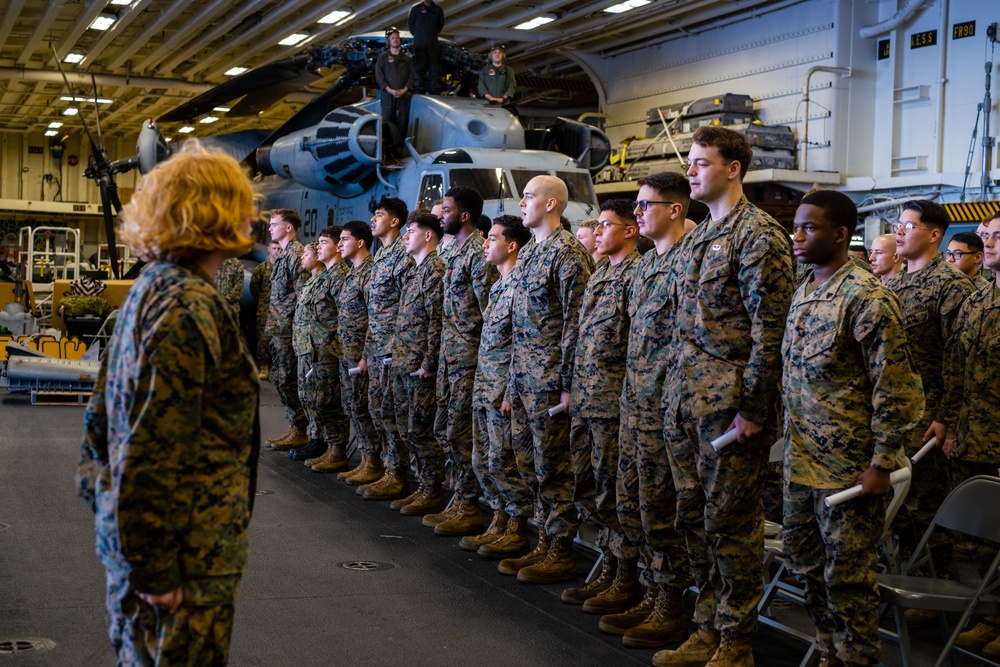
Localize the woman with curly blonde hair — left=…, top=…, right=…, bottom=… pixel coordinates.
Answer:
left=78, top=140, right=261, bottom=666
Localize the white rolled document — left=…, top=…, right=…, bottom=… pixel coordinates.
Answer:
left=382, top=357, right=393, bottom=366
left=409, top=370, right=421, bottom=377
left=910, top=437, right=938, bottom=464
left=824, top=467, right=912, bottom=507
left=348, top=366, right=361, bottom=376
left=547, top=403, right=566, bottom=417
left=711, top=430, right=739, bottom=451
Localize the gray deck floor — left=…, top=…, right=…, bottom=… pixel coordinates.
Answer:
left=0, top=382, right=974, bottom=666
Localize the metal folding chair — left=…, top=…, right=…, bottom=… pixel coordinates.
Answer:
left=878, top=475, right=1000, bottom=667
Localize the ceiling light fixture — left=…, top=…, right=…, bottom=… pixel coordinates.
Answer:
left=89, top=13, right=116, bottom=31
left=514, top=15, right=555, bottom=30
left=64, top=53, right=85, bottom=64
left=44, top=130, right=59, bottom=137
left=278, top=33, right=309, bottom=47
left=224, top=66, right=247, bottom=76
left=48, top=121, right=63, bottom=128
left=199, top=116, right=219, bottom=124
left=213, top=106, right=231, bottom=112
left=318, top=10, right=351, bottom=24
left=164, top=137, right=172, bottom=142
left=178, top=126, right=195, bottom=133
left=604, top=0, right=651, bottom=13
left=60, top=96, right=113, bottom=104
left=110, top=0, right=133, bottom=5
left=63, top=108, right=79, bottom=116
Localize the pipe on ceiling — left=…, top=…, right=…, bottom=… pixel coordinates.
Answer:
left=0, top=67, right=213, bottom=94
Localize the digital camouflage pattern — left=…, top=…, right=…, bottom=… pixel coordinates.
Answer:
left=337, top=255, right=380, bottom=460
left=392, top=251, right=445, bottom=485
left=664, top=196, right=794, bottom=637
left=264, top=239, right=305, bottom=337
left=782, top=262, right=922, bottom=488
left=473, top=275, right=514, bottom=408
left=509, top=226, right=591, bottom=538
left=436, top=233, right=498, bottom=501
left=249, top=259, right=273, bottom=367
left=214, top=257, right=244, bottom=317
left=77, top=261, right=259, bottom=663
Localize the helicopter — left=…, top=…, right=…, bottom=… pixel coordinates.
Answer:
left=73, top=33, right=610, bottom=276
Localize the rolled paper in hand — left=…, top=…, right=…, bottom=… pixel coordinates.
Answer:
left=348, top=366, right=361, bottom=376
left=910, top=437, right=938, bottom=464
left=711, top=430, right=739, bottom=451
left=382, top=357, right=393, bottom=366
left=305, top=367, right=314, bottom=379
left=409, top=370, right=421, bottom=377
left=824, top=467, right=912, bottom=508
left=547, top=403, right=566, bottom=417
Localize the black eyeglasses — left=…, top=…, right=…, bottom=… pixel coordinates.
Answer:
left=633, top=200, right=677, bottom=211
left=943, top=250, right=977, bottom=260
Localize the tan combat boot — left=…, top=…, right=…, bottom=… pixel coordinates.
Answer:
left=479, top=515, right=530, bottom=559
left=258, top=365, right=269, bottom=381
left=984, top=636, right=1000, bottom=661
left=266, top=425, right=296, bottom=446
left=362, top=470, right=409, bottom=501
left=498, top=529, right=550, bottom=575
left=344, top=456, right=384, bottom=486
left=599, top=586, right=657, bottom=635
left=305, top=443, right=333, bottom=467
left=270, top=425, right=308, bottom=450
left=623, top=586, right=687, bottom=647
left=434, top=497, right=485, bottom=536
left=390, top=487, right=425, bottom=511
left=401, top=484, right=448, bottom=516
left=422, top=494, right=460, bottom=527
left=957, top=618, right=1000, bottom=651
left=517, top=536, right=577, bottom=584
left=561, top=553, right=617, bottom=605
left=337, top=453, right=366, bottom=480
left=459, top=510, right=509, bottom=551
left=583, top=557, right=642, bottom=614
left=311, top=445, right=348, bottom=472
left=652, top=626, right=720, bottom=667
left=704, top=634, right=754, bottom=667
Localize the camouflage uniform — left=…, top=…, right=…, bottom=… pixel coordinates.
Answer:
left=571, top=252, right=639, bottom=562
left=338, top=255, right=381, bottom=462
left=392, top=251, right=445, bottom=486
left=293, top=262, right=350, bottom=445
left=619, top=244, right=690, bottom=592
left=77, top=261, right=259, bottom=666
left=885, top=255, right=975, bottom=573
left=436, top=233, right=499, bottom=502
left=214, top=257, right=244, bottom=318
left=266, top=238, right=307, bottom=428
left=474, top=274, right=533, bottom=516
left=509, top=226, right=592, bottom=538
left=782, top=261, right=923, bottom=666
left=364, top=234, right=414, bottom=473
left=250, top=259, right=273, bottom=369
left=663, top=196, right=794, bottom=637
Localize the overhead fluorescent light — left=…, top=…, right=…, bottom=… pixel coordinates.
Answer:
left=278, top=33, right=309, bottom=46
left=178, top=126, right=195, bottom=133
left=48, top=121, right=63, bottom=128
left=604, top=0, right=651, bottom=13
left=514, top=15, right=555, bottom=30
left=64, top=53, right=85, bottom=64
left=60, top=96, right=113, bottom=104
left=63, top=108, right=79, bottom=116
left=90, top=13, right=116, bottom=31
left=199, top=116, right=219, bottom=124
left=213, top=106, right=231, bottom=112
left=44, top=130, right=59, bottom=137
left=164, top=137, right=172, bottom=142
left=110, top=0, right=133, bottom=4
left=224, top=66, right=247, bottom=76
left=318, top=10, right=351, bottom=24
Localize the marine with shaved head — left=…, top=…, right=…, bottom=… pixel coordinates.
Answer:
left=497, top=175, right=592, bottom=585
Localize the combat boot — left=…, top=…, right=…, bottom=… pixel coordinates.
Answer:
left=817, top=653, right=844, bottom=667
left=623, top=586, right=687, bottom=647
left=652, top=626, right=720, bottom=667
left=498, top=529, right=550, bottom=575
left=459, top=510, right=508, bottom=551
left=561, top=553, right=617, bottom=605
left=479, top=515, right=530, bottom=559
left=266, top=426, right=296, bottom=446
left=305, top=443, right=332, bottom=467
left=311, top=444, right=348, bottom=473
left=704, top=634, right=754, bottom=667
left=343, top=456, right=384, bottom=486
left=422, top=494, right=460, bottom=527
left=517, top=536, right=578, bottom=584
left=270, top=425, right=308, bottom=450
left=390, top=487, right=424, bottom=511
left=957, top=617, right=1000, bottom=651
left=401, top=484, right=448, bottom=516
left=984, top=635, right=1000, bottom=661
left=362, top=471, right=409, bottom=501
left=289, top=438, right=325, bottom=461
left=434, top=497, right=485, bottom=536
left=337, top=453, right=366, bottom=480
left=599, top=586, right=657, bottom=635
left=583, top=557, right=642, bottom=614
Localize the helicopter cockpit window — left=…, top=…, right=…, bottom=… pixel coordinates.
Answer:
left=557, top=171, right=598, bottom=206
left=511, top=170, right=548, bottom=197
left=449, top=169, right=511, bottom=200
left=418, top=174, right=444, bottom=210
